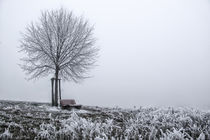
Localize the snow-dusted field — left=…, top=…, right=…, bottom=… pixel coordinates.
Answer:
left=0, top=100, right=209, bottom=140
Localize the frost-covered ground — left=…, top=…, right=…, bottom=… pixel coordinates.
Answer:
left=0, top=100, right=209, bottom=140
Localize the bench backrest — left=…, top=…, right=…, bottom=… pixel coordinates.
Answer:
left=60, top=99, right=76, bottom=106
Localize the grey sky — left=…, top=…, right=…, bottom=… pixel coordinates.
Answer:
left=0, top=0, right=210, bottom=108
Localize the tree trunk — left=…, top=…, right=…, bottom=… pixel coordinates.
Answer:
left=54, top=69, right=59, bottom=106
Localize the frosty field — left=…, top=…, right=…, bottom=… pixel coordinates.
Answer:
left=0, top=100, right=209, bottom=140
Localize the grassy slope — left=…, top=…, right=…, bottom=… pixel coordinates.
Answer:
left=0, top=100, right=209, bottom=139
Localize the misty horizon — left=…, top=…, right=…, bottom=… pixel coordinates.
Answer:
left=0, top=0, right=210, bottom=109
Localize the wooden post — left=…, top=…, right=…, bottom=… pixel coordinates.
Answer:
left=51, top=78, right=55, bottom=106
left=59, top=79, right=61, bottom=101
left=55, top=71, right=59, bottom=106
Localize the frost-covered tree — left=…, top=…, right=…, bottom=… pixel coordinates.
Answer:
left=19, top=8, right=98, bottom=106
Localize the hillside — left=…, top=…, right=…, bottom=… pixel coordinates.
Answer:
left=0, top=100, right=209, bottom=139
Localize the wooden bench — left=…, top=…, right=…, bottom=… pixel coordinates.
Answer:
left=60, top=99, right=82, bottom=109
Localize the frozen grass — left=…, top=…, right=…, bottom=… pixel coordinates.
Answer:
left=0, top=100, right=209, bottom=139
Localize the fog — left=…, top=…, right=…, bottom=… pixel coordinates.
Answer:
left=0, top=0, right=210, bottom=109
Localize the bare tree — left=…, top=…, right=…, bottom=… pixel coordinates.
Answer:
left=19, top=8, right=98, bottom=106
